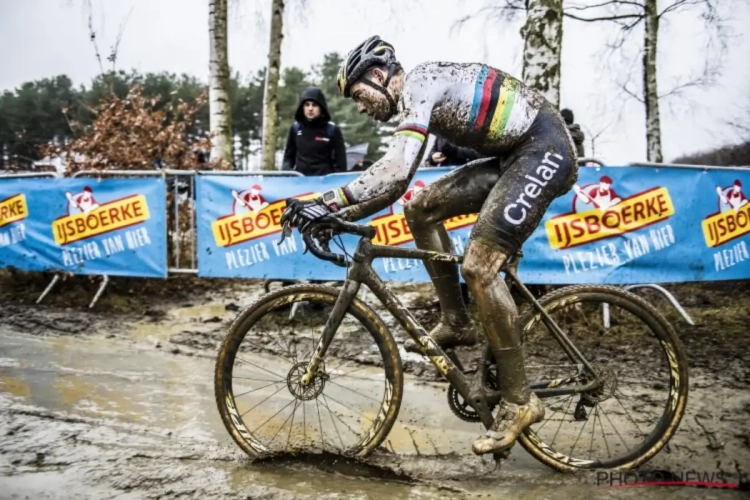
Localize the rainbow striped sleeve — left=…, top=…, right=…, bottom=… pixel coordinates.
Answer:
left=394, top=123, right=428, bottom=142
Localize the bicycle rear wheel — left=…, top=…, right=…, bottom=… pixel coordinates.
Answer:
left=493, top=285, right=689, bottom=472
left=214, top=284, right=403, bottom=459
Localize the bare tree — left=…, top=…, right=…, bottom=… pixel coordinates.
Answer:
left=522, top=0, right=564, bottom=108
left=454, top=1, right=731, bottom=163
left=209, top=0, right=233, bottom=169
left=261, top=0, right=285, bottom=171
left=563, top=0, right=729, bottom=163
left=582, top=120, right=614, bottom=158
left=452, top=1, right=564, bottom=107
left=726, top=85, right=750, bottom=142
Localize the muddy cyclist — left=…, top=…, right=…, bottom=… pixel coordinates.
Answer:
left=281, top=35, right=579, bottom=456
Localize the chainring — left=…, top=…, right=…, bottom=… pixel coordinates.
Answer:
left=447, top=365, right=498, bottom=423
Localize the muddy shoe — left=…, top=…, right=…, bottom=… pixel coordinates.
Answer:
left=471, top=393, right=545, bottom=455
left=403, top=321, right=478, bottom=353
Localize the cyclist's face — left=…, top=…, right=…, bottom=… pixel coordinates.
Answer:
left=351, top=69, right=391, bottom=122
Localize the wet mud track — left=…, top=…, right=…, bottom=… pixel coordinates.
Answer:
left=1, top=279, right=749, bottom=498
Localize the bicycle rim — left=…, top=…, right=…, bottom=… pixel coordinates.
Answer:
left=509, top=285, right=689, bottom=472
left=214, top=285, right=404, bottom=459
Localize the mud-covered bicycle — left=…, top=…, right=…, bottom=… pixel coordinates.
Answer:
left=214, top=216, right=689, bottom=472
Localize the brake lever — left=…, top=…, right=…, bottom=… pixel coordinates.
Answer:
left=278, top=221, right=291, bottom=245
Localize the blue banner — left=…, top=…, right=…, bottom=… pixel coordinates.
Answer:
left=196, top=166, right=750, bottom=284
left=0, top=177, right=167, bottom=277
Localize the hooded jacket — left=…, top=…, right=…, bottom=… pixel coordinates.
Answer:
left=281, top=86, right=348, bottom=175
left=567, top=124, right=586, bottom=158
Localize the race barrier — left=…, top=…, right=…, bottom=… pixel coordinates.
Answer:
left=196, top=164, right=750, bottom=284
left=0, top=176, right=167, bottom=277
left=2, top=163, right=749, bottom=308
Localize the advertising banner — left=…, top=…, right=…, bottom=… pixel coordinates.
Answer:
left=0, top=177, right=167, bottom=277
left=196, top=165, right=750, bottom=284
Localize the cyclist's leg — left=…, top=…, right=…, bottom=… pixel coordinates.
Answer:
left=403, top=157, right=502, bottom=349
left=463, top=108, right=578, bottom=455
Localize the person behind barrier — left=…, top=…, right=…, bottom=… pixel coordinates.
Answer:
left=350, top=159, right=374, bottom=172
left=280, top=35, right=580, bottom=457
left=425, top=136, right=482, bottom=167
left=281, top=86, right=348, bottom=176
left=561, top=108, right=585, bottom=158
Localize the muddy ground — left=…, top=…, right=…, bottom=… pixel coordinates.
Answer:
left=1, top=270, right=749, bottom=498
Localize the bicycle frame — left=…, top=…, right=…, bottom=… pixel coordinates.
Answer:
left=298, top=233, right=602, bottom=430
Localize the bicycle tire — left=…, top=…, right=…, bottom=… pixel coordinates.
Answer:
left=504, top=284, right=689, bottom=472
left=214, top=284, right=404, bottom=459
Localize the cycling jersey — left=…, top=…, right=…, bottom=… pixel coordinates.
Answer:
left=323, top=61, right=578, bottom=252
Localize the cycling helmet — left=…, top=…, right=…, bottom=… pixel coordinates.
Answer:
left=337, top=35, right=400, bottom=116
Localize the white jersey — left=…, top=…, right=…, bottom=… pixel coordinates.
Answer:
left=342, top=62, right=550, bottom=206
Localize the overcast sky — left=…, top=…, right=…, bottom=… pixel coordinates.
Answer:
left=1, top=0, right=748, bottom=164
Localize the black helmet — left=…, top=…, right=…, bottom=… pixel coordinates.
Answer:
left=337, top=35, right=399, bottom=98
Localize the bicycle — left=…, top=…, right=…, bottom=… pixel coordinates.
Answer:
left=214, top=216, right=689, bottom=473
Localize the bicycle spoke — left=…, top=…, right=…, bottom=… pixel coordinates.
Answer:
left=588, top=404, right=598, bottom=460
left=252, top=397, right=297, bottom=434
left=327, top=379, right=382, bottom=404
left=596, top=405, right=613, bottom=458
left=233, top=376, right=284, bottom=383
left=324, top=393, right=375, bottom=422
left=240, top=384, right=289, bottom=418
left=612, top=391, right=648, bottom=439
left=321, top=394, right=363, bottom=443
left=316, top=398, right=328, bottom=452
left=265, top=400, right=297, bottom=449
left=264, top=328, right=297, bottom=364
left=242, top=337, right=295, bottom=366
left=569, top=405, right=591, bottom=457
left=599, top=404, right=632, bottom=452
left=551, top=394, right=576, bottom=446
left=285, top=399, right=299, bottom=450
left=321, top=394, right=346, bottom=451
left=236, top=356, right=287, bottom=380
left=234, top=380, right=284, bottom=398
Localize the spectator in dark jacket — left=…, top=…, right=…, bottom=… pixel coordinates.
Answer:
left=561, top=108, right=586, bottom=158
left=350, top=159, right=373, bottom=172
left=424, top=137, right=482, bottom=167
left=281, top=86, right=347, bottom=175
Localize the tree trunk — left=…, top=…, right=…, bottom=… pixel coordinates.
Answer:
left=643, top=0, right=663, bottom=163
left=208, top=0, right=233, bottom=168
left=261, top=0, right=284, bottom=171
left=521, top=0, right=563, bottom=108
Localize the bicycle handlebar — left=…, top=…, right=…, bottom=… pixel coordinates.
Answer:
left=300, top=216, right=377, bottom=268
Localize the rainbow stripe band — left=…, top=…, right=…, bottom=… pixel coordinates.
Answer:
left=339, top=186, right=355, bottom=206
left=469, top=66, right=519, bottom=139
left=394, top=122, right=428, bottom=142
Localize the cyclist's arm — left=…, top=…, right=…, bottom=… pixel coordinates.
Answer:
left=320, top=78, right=435, bottom=221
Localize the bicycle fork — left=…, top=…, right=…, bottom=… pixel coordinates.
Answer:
left=299, top=278, right=361, bottom=387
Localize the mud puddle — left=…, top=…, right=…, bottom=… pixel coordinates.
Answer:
left=1, top=330, right=747, bottom=499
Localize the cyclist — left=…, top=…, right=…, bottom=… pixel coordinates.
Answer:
left=281, top=35, right=578, bottom=456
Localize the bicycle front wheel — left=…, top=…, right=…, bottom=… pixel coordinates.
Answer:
left=508, top=285, right=689, bottom=472
left=214, top=284, right=403, bottom=459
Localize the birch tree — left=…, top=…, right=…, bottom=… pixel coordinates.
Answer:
left=522, top=0, right=564, bottom=108
left=209, top=0, right=233, bottom=168
left=453, top=1, right=564, bottom=108
left=261, top=0, right=285, bottom=171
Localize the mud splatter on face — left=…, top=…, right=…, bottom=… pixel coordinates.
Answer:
left=352, top=83, right=394, bottom=122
